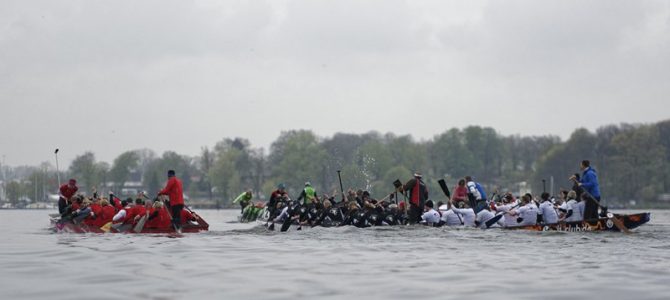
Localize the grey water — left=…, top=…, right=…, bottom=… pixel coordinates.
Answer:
left=1, top=209, right=670, bottom=300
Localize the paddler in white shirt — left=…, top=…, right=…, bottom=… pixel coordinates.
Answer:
left=421, top=200, right=441, bottom=225
left=537, top=192, right=559, bottom=225
left=510, top=194, right=539, bottom=226
left=493, top=193, right=519, bottom=227
left=450, top=200, right=476, bottom=227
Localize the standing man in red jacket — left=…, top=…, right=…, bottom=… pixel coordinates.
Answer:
left=58, top=179, right=78, bottom=214
left=158, top=170, right=184, bottom=232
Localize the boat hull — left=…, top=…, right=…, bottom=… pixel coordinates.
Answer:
left=50, top=212, right=209, bottom=234
left=502, top=212, right=650, bottom=232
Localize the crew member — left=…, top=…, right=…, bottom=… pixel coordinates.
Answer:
left=58, top=179, right=78, bottom=215
left=537, top=192, right=559, bottom=225
left=297, top=182, right=319, bottom=206
left=403, top=172, right=429, bottom=224
left=158, top=169, right=185, bottom=233
left=572, top=160, right=601, bottom=220
left=421, top=200, right=440, bottom=225
left=233, top=190, right=253, bottom=213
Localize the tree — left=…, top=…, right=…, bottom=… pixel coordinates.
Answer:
left=68, top=152, right=108, bottom=194
left=6, top=181, right=23, bottom=206
left=109, top=151, right=140, bottom=194
left=269, top=130, right=328, bottom=195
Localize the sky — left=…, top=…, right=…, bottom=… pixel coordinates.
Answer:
left=1, top=0, right=669, bottom=167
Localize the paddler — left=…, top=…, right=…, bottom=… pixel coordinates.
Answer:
left=233, top=190, right=253, bottom=213
left=420, top=200, right=440, bottom=225
left=537, top=192, right=559, bottom=225
left=510, top=194, right=538, bottom=226
left=297, top=182, right=319, bottom=206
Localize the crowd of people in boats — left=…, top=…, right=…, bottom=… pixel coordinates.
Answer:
left=54, top=160, right=606, bottom=232
left=237, top=160, right=607, bottom=230
left=56, top=170, right=198, bottom=233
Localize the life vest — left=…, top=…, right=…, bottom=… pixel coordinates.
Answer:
left=304, top=186, right=316, bottom=204
left=100, top=205, right=116, bottom=225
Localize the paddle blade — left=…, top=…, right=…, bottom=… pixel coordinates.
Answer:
left=280, top=218, right=292, bottom=232
left=438, top=179, right=451, bottom=198
left=100, top=222, right=112, bottom=233
left=268, top=222, right=275, bottom=231
left=133, top=216, right=147, bottom=233
left=485, top=214, right=504, bottom=228
left=611, top=215, right=631, bottom=234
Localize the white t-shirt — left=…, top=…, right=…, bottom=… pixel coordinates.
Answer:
left=496, top=203, right=519, bottom=227
left=421, top=208, right=441, bottom=224
left=475, top=209, right=498, bottom=228
left=538, top=201, right=559, bottom=224
left=516, top=203, right=538, bottom=226
left=565, top=200, right=584, bottom=222
left=438, top=205, right=463, bottom=226
left=451, top=207, right=476, bottom=227
left=112, top=209, right=127, bottom=222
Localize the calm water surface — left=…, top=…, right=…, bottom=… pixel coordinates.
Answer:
left=1, top=209, right=670, bottom=300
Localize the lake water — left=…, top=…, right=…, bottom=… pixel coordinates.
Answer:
left=1, top=209, right=669, bottom=300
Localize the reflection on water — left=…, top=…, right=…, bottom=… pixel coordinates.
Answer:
left=1, top=209, right=670, bottom=300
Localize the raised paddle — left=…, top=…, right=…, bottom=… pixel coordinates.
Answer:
left=437, top=179, right=464, bottom=225
left=337, top=170, right=345, bottom=203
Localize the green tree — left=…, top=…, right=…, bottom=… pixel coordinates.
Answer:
left=109, top=151, right=140, bottom=194
left=269, top=130, right=328, bottom=196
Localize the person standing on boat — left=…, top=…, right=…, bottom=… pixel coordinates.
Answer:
left=58, top=179, right=78, bottom=214
left=465, top=176, right=487, bottom=213
left=537, top=192, right=559, bottom=225
left=233, top=190, right=253, bottom=213
left=452, top=178, right=468, bottom=207
left=158, top=169, right=184, bottom=232
left=403, top=172, right=429, bottom=224
left=297, top=182, right=319, bottom=206
left=570, top=160, right=601, bottom=221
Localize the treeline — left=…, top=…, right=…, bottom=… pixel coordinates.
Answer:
left=4, top=120, right=670, bottom=207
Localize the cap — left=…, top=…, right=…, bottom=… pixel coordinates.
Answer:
left=304, top=181, right=311, bottom=186
left=414, top=172, right=422, bottom=178
left=278, top=183, right=286, bottom=190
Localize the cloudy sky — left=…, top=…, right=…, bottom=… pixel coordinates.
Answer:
left=1, top=0, right=668, bottom=166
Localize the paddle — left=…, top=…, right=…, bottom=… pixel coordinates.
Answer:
left=437, top=179, right=464, bottom=225
left=337, top=170, right=346, bottom=203
left=133, top=215, right=147, bottom=233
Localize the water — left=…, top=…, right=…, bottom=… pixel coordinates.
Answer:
left=1, top=209, right=670, bottom=300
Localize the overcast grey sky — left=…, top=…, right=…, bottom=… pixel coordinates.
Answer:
left=1, top=0, right=669, bottom=167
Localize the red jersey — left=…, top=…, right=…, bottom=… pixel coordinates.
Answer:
left=100, top=205, right=116, bottom=225
left=111, top=197, right=122, bottom=211
left=145, top=207, right=171, bottom=229
left=84, top=204, right=103, bottom=226
left=159, top=176, right=184, bottom=206
left=59, top=184, right=78, bottom=199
